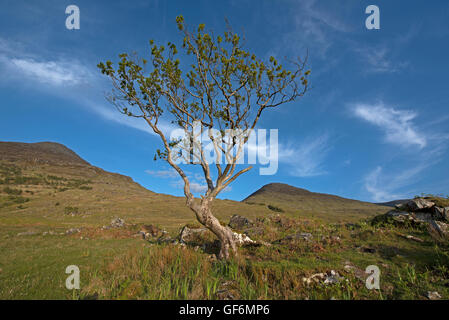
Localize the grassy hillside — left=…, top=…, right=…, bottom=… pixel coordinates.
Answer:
left=243, top=183, right=389, bottom=222
left=1, top=142, right=448, bottom=300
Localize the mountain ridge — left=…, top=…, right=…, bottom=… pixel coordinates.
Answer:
left=0, top=140, right=389, bottom=224
left=243, top=182, right=389, bottom=222
left=0, top=141, right=90, bottom=166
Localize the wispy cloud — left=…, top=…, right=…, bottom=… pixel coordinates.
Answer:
left=0, top=38, right=93, bottom=87
left=364, top=164, right=429, bottom=202
left=355, top=46, right=408, bottom=74
left=145, top=168, right=179, bottom=178
left=353, top=102, right=427, bottom=148
left=281, top=134, right=331, bottom=177
left=91, top=101, right=175, bottom=136
left=8, top=57, right=91, bottom=86
left=0, top=37, right=176, bottom=136
left=273, top=0, right=351, bottom=59
left=364, top=142, right=446, bottom=202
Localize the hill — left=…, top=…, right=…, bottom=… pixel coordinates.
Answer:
left=1, top=141, right=448, bottom=300
left=375, top=199, right=411, bottom=207
left=0, top=141, right=275, bottom=230
left=0, top=141, right=90, bottom=166
left=243, top=182, right=389, bottom=222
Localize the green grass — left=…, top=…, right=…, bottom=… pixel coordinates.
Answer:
left=1, top=160, right=448, bottom=300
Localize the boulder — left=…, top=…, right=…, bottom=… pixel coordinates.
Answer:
left=405, top=198, right=435, bottom=212
left=140, top=224, right=160, bottom=237
left=65, top=228, right=81, bottom=235
left=110, top=218, right=125, bottom=228
left=432, top=206, right=445, bottom=220
left=386, top=210, right=410, bottom=220
left=228, top=214, right=253, bottom=230
left=386, top=210, right=433, bottom=224
left=443, top=207, right=449, bottom=222
left=413, top=212, right=433, bottom=223
left=427, top=220, right=449, bottom=240
left=395, top=203, right=406, bottom=210
left=426, top=291, right=442, bottom=300
left=179, top=226, right=208, bottom=243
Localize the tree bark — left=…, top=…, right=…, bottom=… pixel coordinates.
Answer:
left=191, top=198, right=237, bottom=260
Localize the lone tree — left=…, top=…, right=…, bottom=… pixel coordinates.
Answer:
left=98, top=15, right=310, bottom=260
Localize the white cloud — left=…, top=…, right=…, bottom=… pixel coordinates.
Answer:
left=353, top=103, right=427, bottom=148
left=364, top=144, right=445, bottom=202
left=364, top=164, right=429, bottom=202
left=8, top=57, right=91, bottom=86
left=0, top=38, right=92, bottom=87
left=364, top=166, right=400, bottom=202
left=0, top=37, right=177, bottom=137
left=190, top=182, right=208, bottom=193
left=281, top=134, right=331, bottom=177
left=91, top=102, right=175, bottom=137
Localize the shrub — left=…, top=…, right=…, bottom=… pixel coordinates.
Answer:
left=267, top=204, right=284, bottom=213
left=8, top=196, right=29, bottom=204
left=3, top=187, right=22, bottom=195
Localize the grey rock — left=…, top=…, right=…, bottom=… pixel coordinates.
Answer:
left=432, top=206, right=445, bottom=219
left=427, top=220, right=449, bottom=240
left=386, top=210, right=434, bottom=224
left=179, top=226, right=207, bottom=243
left=395, top=203, right=406, bottom=210
left=324, top=270, right=344, bottom=285
left=303, top=270, right=344, bottom=286
left=65, top=228, right=81, bottom=235
left=406, top=198, right=435, bottom=212
left=386, top=210, right=410, bottom=218
left=110, top=218, right=125, bottom=228
left=426, top=291, right=441, bottom=300
left=413, top=212, right=433, bottom=223
left=228, top=214, right=253, bottom=230
left=443, top=207, right=449, bottom=222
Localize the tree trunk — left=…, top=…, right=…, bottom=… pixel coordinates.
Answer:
left=191, top=199, right=237, bottom=260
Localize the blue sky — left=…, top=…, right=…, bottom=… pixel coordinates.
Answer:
left=1, top=0, right=448, bottom=202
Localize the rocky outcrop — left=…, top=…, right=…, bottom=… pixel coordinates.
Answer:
left=427, top=220, right=449, bottom=240
left=397, top=198, right=435, bottom=212
left=387, top=198, right=448, bottom=224
left=384, top=197, right=449, bottom=240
